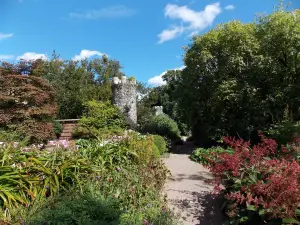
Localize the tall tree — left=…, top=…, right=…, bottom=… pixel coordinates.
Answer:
left=171, top=8, right=300, bottom=144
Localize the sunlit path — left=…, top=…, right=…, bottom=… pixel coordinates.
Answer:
left=164, top=142, right=224, bottom=225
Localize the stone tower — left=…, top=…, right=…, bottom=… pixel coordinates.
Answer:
left=112, top=76, right=137, bottom=127
left=154, top=106, right=163, bottom=116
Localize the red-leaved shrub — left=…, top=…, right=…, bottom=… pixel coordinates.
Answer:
left=0, top=74, right=57, bottom=143
left=206, top=132, right=300, bottom=223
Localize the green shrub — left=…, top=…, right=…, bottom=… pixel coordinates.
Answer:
left=52, top=120, right=63, bottom=138
left=143, top=114, right=181, bottom=141
left=0, top=129, right=23, bottom=142
left=151, top=143, right=160, bottom=159
left=27, top=184, right=121, bottom=225
left=152, top=135, right=167, bottom=155
left=265, top=120, right=300, bottom=146
left=73, top=100, right=126, bottom=139
left=190, top=146, right=234, bottom=165
left=177, top=121, right=190, bottom=136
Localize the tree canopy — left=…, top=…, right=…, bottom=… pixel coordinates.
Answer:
left=166, top=8, right=300, bottom=144
left=0, top=52, right=124, bottom=119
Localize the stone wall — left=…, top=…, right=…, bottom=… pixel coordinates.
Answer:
left=112, top=76, right=137, bottom=127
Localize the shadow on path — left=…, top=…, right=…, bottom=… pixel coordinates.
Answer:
left=164, top=140, right=226, bottom=225
left=171, top=141, right=198, bottom=155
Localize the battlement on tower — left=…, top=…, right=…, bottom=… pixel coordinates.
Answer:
left=112, top=76, right=136, bottom=85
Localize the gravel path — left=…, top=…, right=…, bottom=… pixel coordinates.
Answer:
left=163, top=142, right=224, bottom=225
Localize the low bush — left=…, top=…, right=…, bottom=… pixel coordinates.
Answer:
left=143, top=114, right=181, bottom=141
left=190, top=147, right=234, bottom=165
left=72, top=100, right=127, bottom=139
left=152, top=135, right=167, bottom=155
left=26, top=184, right=122, bottom=225
left=205, top=132, right=300, bottom=224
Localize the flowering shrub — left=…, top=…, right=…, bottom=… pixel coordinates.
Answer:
left=206, top=132, right=300, bottom=224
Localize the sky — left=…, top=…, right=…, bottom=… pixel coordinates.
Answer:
left=0, top=0, right=299, bottom=86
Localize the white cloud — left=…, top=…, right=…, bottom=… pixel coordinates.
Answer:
left=148, top=75, right=167, bottom=86
left=0, top=33, right=13, bottom=41
left=17, top=52, right=47, bottom=61
left=148, top=66, right=185, bottom=86
left=69, top=5, right=135, bottom=19
left=158, top=26, right=184, bottom=44
left=225, top=5, right=235, bottom=10
left=158, top=3, right=222, bottom=43
left=72, top=49, right=105, bottom=61
left=0, top=55, right=14, bottom=60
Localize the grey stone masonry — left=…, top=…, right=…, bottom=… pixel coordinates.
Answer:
left=112, top=76, right=137, bottom=127
left=154, top=106, right=163, bottom=116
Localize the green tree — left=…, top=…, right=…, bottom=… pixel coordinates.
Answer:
left=0, top=52, right=125, bottom=119
left=172, top=8, right=300, bottom=144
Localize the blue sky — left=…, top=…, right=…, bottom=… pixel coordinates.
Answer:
left=0, top=0, right=299, bottom=85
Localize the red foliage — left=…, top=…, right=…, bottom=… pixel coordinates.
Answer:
left=0, top=74, right=57, bottom=142
left=207, top=132, right=300, bottom=220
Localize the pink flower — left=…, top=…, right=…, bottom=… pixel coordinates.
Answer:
left=13, top=142, right=19, bottom=148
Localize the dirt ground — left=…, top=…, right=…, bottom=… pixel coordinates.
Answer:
left=163, top=142, right=224, bottom=225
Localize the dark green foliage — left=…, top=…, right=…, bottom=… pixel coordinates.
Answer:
left=167, top=8, right=300, bottom=144
left=137, top=78, right=189, bottom=136
left=265, top=120, right=300, bottom=146
left=73, top=100, right=126, bottom=139
left=152, top=135, right=167, bottom=154
left=42, top=54, right=124, bottom=119
left=52, top=120, right=63, bottom=138
left=28, top=185, right=121, bottom=225
left=143, top=114, right=181, bottom=141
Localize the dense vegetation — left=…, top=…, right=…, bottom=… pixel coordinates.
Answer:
left=0, top=2, right=299, bottom=225
left=72, top=100, right=127, bottom=139
left=0, top=133, right=177, bottom=224
left=0, top=74, right=57, bottom=143
left=159, top=8, right=300, bottom=145
left=0, top=53, right=176, bottom=224
left=0, top=53, right=123, bottom=119
left=137, top=72, right=189, bottom=136
left=199, top=133, right=300, bottom=224
left=188, top=5, right=300, bottom=225
left=143, top=114, right=181, bottom=141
